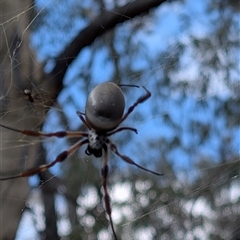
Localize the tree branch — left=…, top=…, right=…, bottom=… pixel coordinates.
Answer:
left=49, top=0, right=167, bottom=91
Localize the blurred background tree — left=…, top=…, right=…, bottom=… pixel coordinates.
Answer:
left=0, top=0, right=239, bottom=239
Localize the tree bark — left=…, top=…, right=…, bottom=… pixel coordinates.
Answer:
left=0, top=1, right=48, bottom=239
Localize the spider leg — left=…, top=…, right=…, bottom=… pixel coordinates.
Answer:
left=0, top=139, right=89, bottom=180
left=0, top=123, right=88, bottom=138
left=120, top=86, right=151, bottom=124
left=107, top=139, right=163, bottom=176
left=76, top=111, right=91, bottom=130
left=107, top=127, right=138, bottom=136
left=102, top=144, right=118, bottom=240
left=118, top=84, right=139, bottom=88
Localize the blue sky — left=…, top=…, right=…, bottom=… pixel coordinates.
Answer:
left=14, top=0, right=239, bottom=239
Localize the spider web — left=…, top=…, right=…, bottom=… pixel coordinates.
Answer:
left=0, top=1, right=239, bottom=240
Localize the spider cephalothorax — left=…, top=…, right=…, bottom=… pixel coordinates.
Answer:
left=85, top=129, right=107, bottom=157
left=0, top=81, right=163, bottom=240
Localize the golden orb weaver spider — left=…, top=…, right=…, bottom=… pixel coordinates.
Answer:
left=0, top=82, right=163, bottom=239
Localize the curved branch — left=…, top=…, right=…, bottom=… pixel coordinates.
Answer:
left=49, top=0, right=167, bottom=88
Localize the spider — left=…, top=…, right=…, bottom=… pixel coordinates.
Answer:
left=0, top=82, right=163, bottom=239
left=23, top=89, right=35, bottom=103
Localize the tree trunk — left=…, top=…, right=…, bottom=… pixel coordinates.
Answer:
left=0, top=1, right=46, bottom=239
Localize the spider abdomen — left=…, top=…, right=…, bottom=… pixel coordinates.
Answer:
left=85, top=82, right=125, bottom=131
